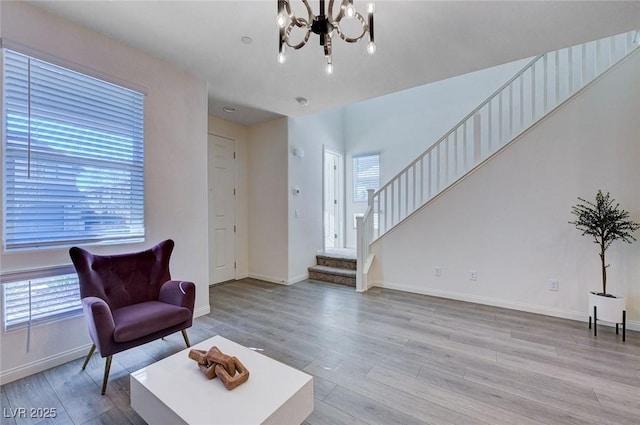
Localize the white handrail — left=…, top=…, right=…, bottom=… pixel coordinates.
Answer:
left=369, top=30, right=639, bottom=241
left=375, top=55, right=544, bottom=198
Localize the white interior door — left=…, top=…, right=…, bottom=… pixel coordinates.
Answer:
left=323, top=147, right=343, bottom=250
left=208, top=134, right=236, bottom=284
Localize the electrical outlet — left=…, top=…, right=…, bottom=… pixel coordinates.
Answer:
left=435, top=267, right=442, bottom=277
left=469, top=271, right=477, bottom=281
left=549, top=279, right=559, bottom=291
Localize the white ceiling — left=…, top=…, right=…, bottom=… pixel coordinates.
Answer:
left=29, top=1, right=640, bottom=126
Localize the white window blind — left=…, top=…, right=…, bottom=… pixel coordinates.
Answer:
left=2, top=266, right=81, bottom=331
left=353, top=153, right=379, bottom=202
left=2, top=49, right=145, bottom=250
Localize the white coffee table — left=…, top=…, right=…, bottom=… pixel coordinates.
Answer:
left=130, top=335, right=314, bottom=425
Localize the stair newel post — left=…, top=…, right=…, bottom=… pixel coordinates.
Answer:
left=356, top=214, right=364, bottom=292
left=357, top=189, right=376, bottom=292
left=367, top=188, right=375, bottom=247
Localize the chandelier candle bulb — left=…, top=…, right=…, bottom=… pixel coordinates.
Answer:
left=276, top=12, right=287, bottom=28
left=367, top=41, right=376, bottom=55
left=345, top=3, right=356, bottom=18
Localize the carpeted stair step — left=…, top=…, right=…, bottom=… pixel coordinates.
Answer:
left=308, top=265, right=356, bottom=287
left=316, top=254, right=357, bottom=270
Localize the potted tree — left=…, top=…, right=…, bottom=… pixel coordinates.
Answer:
left=570, top=190, right=639, bottom=339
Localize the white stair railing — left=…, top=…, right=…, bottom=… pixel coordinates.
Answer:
left=356, top=30, right=639, bottom=289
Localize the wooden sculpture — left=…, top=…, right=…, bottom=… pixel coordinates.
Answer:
left=188, top=346, right=249, bottom=390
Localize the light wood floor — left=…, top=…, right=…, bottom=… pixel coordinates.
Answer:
left=2, top=278, right=639, bottom=425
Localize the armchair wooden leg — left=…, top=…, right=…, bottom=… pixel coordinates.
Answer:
left=81, top=344, right=96, bottom=370
left=101, top=356, right=113, bottom=395
left=182, top=329, right=191, bottom=347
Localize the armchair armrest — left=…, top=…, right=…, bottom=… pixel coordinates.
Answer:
left=81, top=296, right=115, bottom=355
left=159, top=280, right=195, bottom=312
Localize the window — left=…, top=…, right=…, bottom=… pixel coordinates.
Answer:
left=353, top=153, right=379, bottom=202
left=2, top=49, right=145, bottom=250
left=2, top=266, right=81, bottom=331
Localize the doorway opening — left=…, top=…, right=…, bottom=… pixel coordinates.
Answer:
left=208, top=134, right=236, bottom=285
left=323, top=146, right=344, bottom=252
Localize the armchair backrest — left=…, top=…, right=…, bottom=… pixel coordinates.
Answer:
left=69, top=239, right=174, bottom=311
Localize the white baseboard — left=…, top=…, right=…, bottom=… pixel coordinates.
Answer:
left=248, top=272, right=307, bottom=285
left=209, top=272, right=249, bottom=286
left=371, top=280, right=640, bottom=332
left=0, top=343, right=92, bottom=385
left=1, top=304, right=210, bottom=386
left=248, top=273, right=289, bottom=285
left=193, top=305, right=211, bottom=318
left=287, top=273, right=308, bottom=285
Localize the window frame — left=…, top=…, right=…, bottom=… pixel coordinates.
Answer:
left=2, top=47, right=146, bottom=251
left=1, top=265, right=81, bottom=331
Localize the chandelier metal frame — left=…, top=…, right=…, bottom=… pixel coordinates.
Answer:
left=277, top=0, right=375, bottom=73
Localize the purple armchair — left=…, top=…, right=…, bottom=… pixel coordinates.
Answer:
left=69, top=239, right=195, bottom=394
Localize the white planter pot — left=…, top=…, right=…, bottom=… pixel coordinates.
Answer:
left=588, top=291, right=625, bottom=323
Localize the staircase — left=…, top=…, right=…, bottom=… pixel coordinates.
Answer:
left=356, top=30, right=640, bottom=291
left=308, top=254, right=356, bottom=287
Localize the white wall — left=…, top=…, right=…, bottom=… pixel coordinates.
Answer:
left=343, top=59, right=530, bottom=248
left=209, top=110, right=345, bottom=285
left=0, top=2, right=209, bottom=383
left=247, top=118, right=289, bottom=284
left=369, top=50, right=640, bottom=328
left=288, top=109, right=345, bottom=282
left=208, top=116, right=250, bottom=280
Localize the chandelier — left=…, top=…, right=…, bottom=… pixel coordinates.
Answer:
left=276, top=0, right=375, bottom=74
